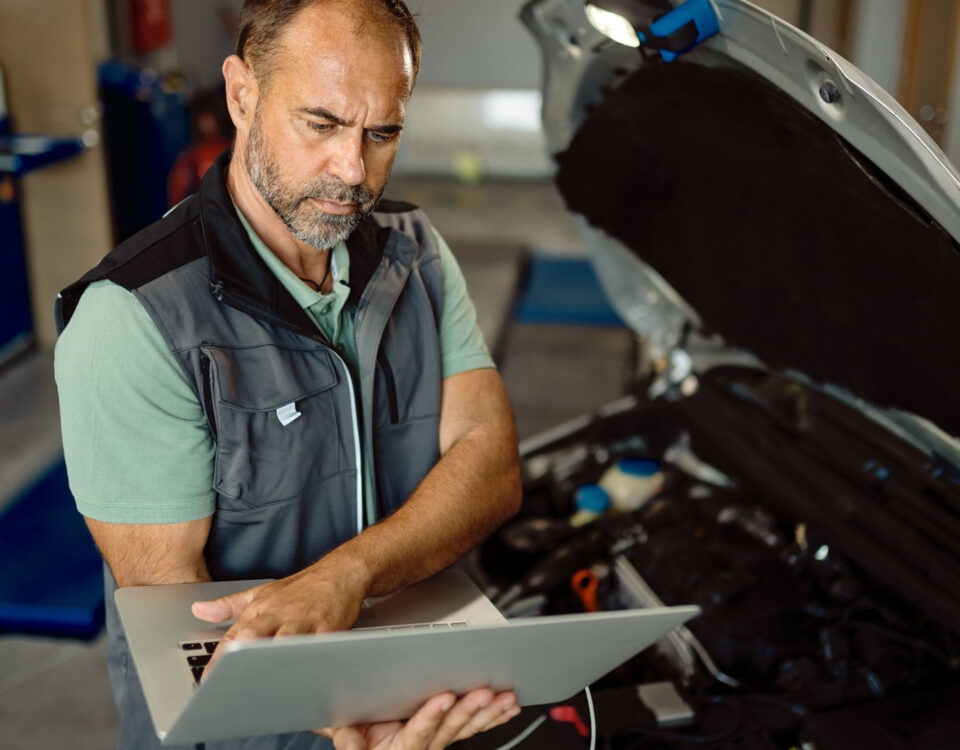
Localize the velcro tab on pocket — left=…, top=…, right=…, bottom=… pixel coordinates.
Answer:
left=207, top=343, right=339, bottom=411
left=202, top=343, right=350, bottom=505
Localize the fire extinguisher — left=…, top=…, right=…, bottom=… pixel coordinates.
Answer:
left=129, top=0, right=172, bottom=54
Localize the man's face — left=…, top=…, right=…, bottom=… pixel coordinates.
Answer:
left=241, top=2, right=413, bottom=250
left=246, top=100, right=377, bottom=250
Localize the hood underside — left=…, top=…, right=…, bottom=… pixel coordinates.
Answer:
left=554, top=59, right=960, bottom=438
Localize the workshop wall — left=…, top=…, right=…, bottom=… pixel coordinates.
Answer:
left=947, top=30, right=960, bottom=166
left=169, top=0, right=240, bottom=92
left=849, top=0, right=909, bottom=94
left=0, top=0, right=113, bottom=348
left=168, top=0, right=542, bottom=93
left=410, top=0, right=541, bottom=89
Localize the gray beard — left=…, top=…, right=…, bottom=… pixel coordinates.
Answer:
left=246, top=112, right=379, bottom=250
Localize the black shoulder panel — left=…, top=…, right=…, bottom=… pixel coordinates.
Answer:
left=56, top=197, right=206, bottom=333
left=109, top=201, right=206, bottom=290
left=375, top=198, right=419, bottom=214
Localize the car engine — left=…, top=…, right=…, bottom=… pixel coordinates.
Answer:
left=476, top=371, right=960, bottom=749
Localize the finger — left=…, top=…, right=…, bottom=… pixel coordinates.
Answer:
left=233, top=611, right=284, bottom=639
left=477, top=705, right=522, bottom=734
left=201, top=620, right=241, bottom=680
left=200, top=622, right=239, bottom=681
left=202, top=613, right=280, bottom=681
left=424, top=688, right=494, bottom=750
left=327, top=724, right=372, bottom=750
left=480, top=694, right=521, bottom=732
left=275, top=620, right=315, bottom=637
left=400, top=692, right=456, bottom=750
left=192, top=585, right=261, bottom=623
left=452, top=692, right=520, bottom=743
left=360, top=721, right=404, bottom=748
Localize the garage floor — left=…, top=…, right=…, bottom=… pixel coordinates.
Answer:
left=0, top=177, right=636, bottom=749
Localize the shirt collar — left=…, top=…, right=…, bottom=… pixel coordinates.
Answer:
left=231, top=198, right=351, bottom=311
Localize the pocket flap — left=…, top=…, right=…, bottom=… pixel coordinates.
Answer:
left=204, top=343, right=339, bottom=411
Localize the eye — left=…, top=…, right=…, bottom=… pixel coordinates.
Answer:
left=307, top=121, right=334, bottom=134
left=367, top=130, right=398, bottom=144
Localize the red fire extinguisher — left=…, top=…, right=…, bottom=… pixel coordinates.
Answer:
left=129, top=0, right=172, bottom=54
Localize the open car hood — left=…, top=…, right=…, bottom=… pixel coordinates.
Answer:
left=521, top=0, right=960, bottom=463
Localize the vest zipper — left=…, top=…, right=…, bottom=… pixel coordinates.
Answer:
left=200, top=353, right=218, bottom=440
left=212, top=284, right=365, bottom=534
left=336, top=355, right=365, bottom=536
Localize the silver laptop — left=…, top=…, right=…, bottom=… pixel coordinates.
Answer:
left=115, top=569, right=699, bottom=745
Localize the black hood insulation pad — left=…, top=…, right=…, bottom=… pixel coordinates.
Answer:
left=556, top=62, right=960, bottom=438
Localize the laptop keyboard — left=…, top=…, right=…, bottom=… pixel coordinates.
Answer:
left=179, top=640, right=220, bottom=684
left=179, top=622, right=469, bottom=685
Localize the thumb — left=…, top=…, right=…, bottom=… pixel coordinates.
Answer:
left=191, top=586, right=258, bottom=622
left=328, top=725, right=371, bottom=750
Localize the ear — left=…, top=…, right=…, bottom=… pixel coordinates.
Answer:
left=222, top=55, right=258, bottom=135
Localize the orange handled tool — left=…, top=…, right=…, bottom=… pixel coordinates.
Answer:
left=550, top=705, right=589, bottom=738
left=572, top=568, right=599, bottom=613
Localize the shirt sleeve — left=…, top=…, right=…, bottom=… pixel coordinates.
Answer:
left=434, top=229, right=496, bottom=378
left=54, top=280, right=217, bottom=523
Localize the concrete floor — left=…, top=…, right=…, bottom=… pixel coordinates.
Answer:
left=0, top=177, right=635, bottom=749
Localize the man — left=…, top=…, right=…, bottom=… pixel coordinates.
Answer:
left=54, top=1, right=523, bottom=748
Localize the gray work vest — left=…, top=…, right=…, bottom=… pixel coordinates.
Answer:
left=56, top=150, right=445, bottom=749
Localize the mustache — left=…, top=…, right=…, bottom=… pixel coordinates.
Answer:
left=301, top=179, right=375, bottom=207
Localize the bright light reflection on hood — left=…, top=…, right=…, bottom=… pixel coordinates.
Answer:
left=585, top=4, right=641, bottom=48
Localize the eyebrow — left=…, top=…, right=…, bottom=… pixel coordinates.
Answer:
left=298, top=107, right=403, bottom=134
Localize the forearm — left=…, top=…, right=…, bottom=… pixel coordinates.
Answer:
left=324, top=424, right=522, bottom=597
left=193, top=370, right=522, bottom=640
left=86, top=516, right=213, bottom=587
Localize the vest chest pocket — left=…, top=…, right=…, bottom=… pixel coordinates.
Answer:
left=201, top=343, right=348, bottom=507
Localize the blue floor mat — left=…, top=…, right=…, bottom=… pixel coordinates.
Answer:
left=513, top=255, right=626, bottom=327
left=0, top=459, right=104, bottom=639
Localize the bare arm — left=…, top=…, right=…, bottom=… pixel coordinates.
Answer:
left=193, top=367, right=522, bottom=631
left=335, top=366, right=523, bottom=596
left=84, top=516, right=212, bottom=587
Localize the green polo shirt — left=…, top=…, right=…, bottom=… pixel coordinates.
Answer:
left=54, top=210, right=494, bottom=524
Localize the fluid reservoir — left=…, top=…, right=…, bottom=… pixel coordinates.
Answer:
left=599, top=458, right=665, bottom=513
left=570, top=484, right=611, bottom=527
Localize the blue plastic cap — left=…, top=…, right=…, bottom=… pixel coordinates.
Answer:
left=575, top=484, right=611, bottom=513
left=650, top=0, right=721, bottom=63
left=618, top=458, right=662, bottom=477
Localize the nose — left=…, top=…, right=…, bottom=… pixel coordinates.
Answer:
left=326, top=130, right=366, bottom=187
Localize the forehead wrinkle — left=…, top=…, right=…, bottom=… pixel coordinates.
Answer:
left=275, top=59, right=409, bottom=127
left=297, top=106, right=354, bottom=127
left=297, top=106, right=404, bottom=134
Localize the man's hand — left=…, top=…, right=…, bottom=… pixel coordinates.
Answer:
left=317, top=689, right=521, bottom=750
left=194, top=571, right=522, bottom=750
left=191, top=554, right=370, bottom=674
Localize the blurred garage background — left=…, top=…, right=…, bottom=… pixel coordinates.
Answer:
left=0, top=1, right=958, bottom=747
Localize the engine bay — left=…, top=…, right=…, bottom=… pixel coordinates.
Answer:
left=475, top=369, right=960, bottom=749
